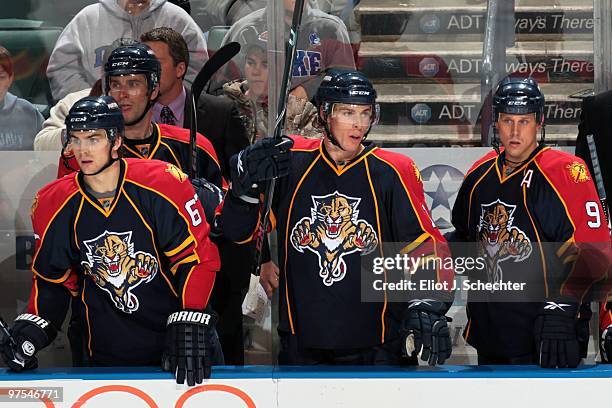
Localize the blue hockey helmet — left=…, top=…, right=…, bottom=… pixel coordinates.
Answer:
left=493, top=76, right=545, bottom=123
left=315, top=70, right=378, bottom=108
left=65, top=95, right=124, bottom=143
left=104, top=43, right=161, bottom=95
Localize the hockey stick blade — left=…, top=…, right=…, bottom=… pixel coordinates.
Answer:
left=192, top=42, right=241, bottom=103
left=189, top=42, right=241, bottom=178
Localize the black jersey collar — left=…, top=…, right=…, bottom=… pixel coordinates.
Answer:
left=320, top=140, right=377, bottom=175
left=123, top=124, right=161, bottom=159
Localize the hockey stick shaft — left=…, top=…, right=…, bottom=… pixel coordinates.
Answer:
left=0, top=316, right=15, bottom=346
left=252, top=0, right=306, bottom=275
left=586, top=134, right=610, bottom=230
left=189, top=42, right=241, bottom=179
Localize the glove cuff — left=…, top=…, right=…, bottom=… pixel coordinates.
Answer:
left=166, top=309, right=218, bottom=328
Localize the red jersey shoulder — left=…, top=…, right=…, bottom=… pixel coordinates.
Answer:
left=535, top=148, right=593, bottom=186
left=157, top=123, right=219, bottom=160
left=288, top=134, right=321, bottom=151
left=371, top=148, right=423, bottom=188
left=32, top=173, right=80, bottom=231
left=123, top=158, right=195, bottom=202
left=466, top=149, right=498, bottom=177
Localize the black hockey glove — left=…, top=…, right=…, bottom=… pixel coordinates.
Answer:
left=400, top=300, right=452, bottom=365
left=191, top=178, right=224, bottom=226
left=162, top=309, right=218, bottom=386
left=0, top=314, right=56, bottom=372
left=601, top=325, right=612, bottom=363
left=229, top=136, right=293, bottom=202
left=534, top=302, right=580, bottom=368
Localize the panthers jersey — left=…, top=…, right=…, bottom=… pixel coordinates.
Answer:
left=58, top=123, right=224, bottom=188
left=29, top=159, right=220, bottom=365
left=222, top=136, right=453, bottom=350
left=452, top=146, right=612, bottom=358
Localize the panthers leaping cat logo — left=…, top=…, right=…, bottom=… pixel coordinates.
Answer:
left=81, top=230, right=158, bottom=313
left=291, top=191, right=378, bottom=286
left=478, top=200, right=532, bottom=284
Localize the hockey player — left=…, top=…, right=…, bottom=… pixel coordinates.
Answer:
left=58, top=43, right=223, bottom=191
left=451, top=76, right=612, bottom=367
left=0, top=96, right=221, bottom=385
left=221, top=70, right=454, bottom=365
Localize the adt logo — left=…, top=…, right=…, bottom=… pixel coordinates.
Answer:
left=411, top=103, right=432, bottom=124
left=419, top=58, right=439, bottom=77
left=420, top=165, right=465, bottom=229
left=420, top=14, right=441, bottom=34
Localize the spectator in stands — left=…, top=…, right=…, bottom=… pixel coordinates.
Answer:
left=0, top=46, right=43, bottom=150
left=217, top=0, right=355, bottom=100
left=222, top=30, right=321, bottom=144
left=46, top=0, right=208, bottom=101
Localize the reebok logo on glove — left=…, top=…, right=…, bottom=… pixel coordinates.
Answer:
left=543, top=302, right=571, bottom=311
left=15, top=314, right=50, bottom=329
left=167, top=311, right=212, bottom=325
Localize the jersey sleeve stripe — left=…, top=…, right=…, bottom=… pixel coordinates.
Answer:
left=563, top=254, right=579, bottom=264
left=557, top=238, right=576, bottom=258
left=400, top=231, right=432, bottom=256
left=171, top=254, right=199, bottom=275
left=165, top=236, right=195, bottom=257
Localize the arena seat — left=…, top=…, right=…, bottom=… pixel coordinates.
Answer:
left=0, top=19, right=62, bottom=113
